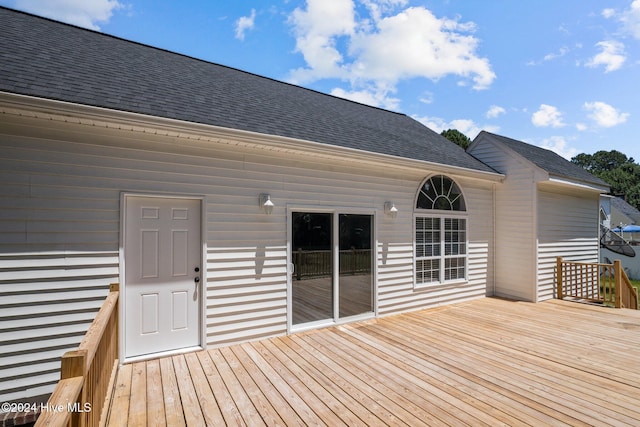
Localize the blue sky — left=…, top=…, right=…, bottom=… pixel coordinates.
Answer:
left=2, top=0, right=639, bottom=161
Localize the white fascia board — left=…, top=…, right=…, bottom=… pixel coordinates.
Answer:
left=0, top=92, right=504, bottom=183
left=547, top=175, right=610, bottom=193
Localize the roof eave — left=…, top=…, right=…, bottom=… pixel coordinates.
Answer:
left=547, top=175, right=610, bottom=193
left=1, top=91, right=505, bottom=182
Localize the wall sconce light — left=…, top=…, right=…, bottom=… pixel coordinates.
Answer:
left=259, top=193, right=274, bottom=215
left=384, top=202, right=398, bottom=218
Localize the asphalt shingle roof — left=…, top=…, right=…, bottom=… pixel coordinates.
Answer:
left=0, top=7, right=496, bottom=174
left=611, top=197, right=640, bottom=224
left=475, top=131, right=608, bottom=187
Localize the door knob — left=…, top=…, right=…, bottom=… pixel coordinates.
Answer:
left=194, top=277, right=200, bottom=283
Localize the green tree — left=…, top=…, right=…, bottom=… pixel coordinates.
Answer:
left=441, top=129, right=471, bottom=150
left=571, top=150, right=633, bottom=174
left=571, top=150, right=640, bottom=210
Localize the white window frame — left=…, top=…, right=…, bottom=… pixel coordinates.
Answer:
left=414, top=212, right=468, bottom=288
left=413, top=175, right=468, bottom=289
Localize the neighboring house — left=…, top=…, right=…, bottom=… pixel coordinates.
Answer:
left=600, top=195, right=640, bottom=278
left=599, top=194, right=640, bottom=234
left=0, top=7, right=607, bottom=405
left=610, top=196, right=640, bottom=229
left=601, top=194, right=613, bottom=229
left=468, top=131, right=609, bottom=302
left=610, top=196, right=640, bottom=244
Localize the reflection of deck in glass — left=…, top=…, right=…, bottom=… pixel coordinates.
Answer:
left=292, top=274, right=373, bottom=324
left=293, top=249, right=372, bottom=279
left=292, top=249, right=373, bottom=325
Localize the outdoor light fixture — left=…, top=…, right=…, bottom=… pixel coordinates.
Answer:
left=259, top=193, right=274, bottom=215
left=384, top=202, right=398, bottom=218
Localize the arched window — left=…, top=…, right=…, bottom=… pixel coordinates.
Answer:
left=414, top=175, right=467, bottom=287
left=416, top=175, right=466, bottom=211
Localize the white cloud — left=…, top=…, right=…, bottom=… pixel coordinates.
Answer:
left=419, top=91, right=434, bottom=105
left=449, top=119, right=484, bottom=139
left=235, top=9, right=256, bottom=41
left=576, top=123, right=588, bottom=131
left=527, top=45, right=569, bottom=67
left=584, top=101, right=629, bottom=127
left=288, top=0, right=356, bottom=82
left=361, top=0, right=408, bottom=22
left=538, top=136, right=579, bottom=160
left=412, top=115, right=498, bottom=139
left=348, top=7, right=494, bottom=89
left=288, top=1, right=495, bottom=109
left=621, top=0, right=640, bottom=39
left=14, top=0, right=123, bottom=30
left=532, top=104, right=565, bottom=128
left=486, top=105, right=505, bottom=119
left=413, top=115, right=449, bottom=133
left=543, top=47, right=569, bottom=62
left=585, top=40, right=626, bottom=72
left=602, top=8, right=616, bottom=19
left=330, top=86, right=400, bottom=110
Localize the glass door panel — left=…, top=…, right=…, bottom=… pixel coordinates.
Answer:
left=338, top=214, right=373, bottom=318
left=291, top=212, right=333, bottom=325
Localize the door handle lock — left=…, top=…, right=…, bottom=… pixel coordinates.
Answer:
left=194, top=266, right=201, bottom=285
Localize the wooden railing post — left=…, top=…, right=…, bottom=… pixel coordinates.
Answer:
left=618, top=267, right=639, bottom=310
left=36, top=285, right=120, bottom=427
left=60, top=349, right=87, bottom=380
left=556, top=257, right=563, bottom=300
left=614, top=260, right=622, bottom=309
left=60, top=349, right=87, bottom=427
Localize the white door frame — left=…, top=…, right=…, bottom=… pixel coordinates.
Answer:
left=286, top=204, right=378, bottom=334
left=119, top=192, right=207, bottom=363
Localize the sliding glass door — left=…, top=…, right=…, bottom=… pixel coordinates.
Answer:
left=291, top=212, right=333, bottom=324
left=291, top=211, right=373, bottom=327
left=338, top=214, right=373, bottom=317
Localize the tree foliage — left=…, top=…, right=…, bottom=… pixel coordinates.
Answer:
left=571, top=150, right=633, bottom=175
left=571, top=150, right=640, bottom=210
left=441, top=129, right=471, bottom=150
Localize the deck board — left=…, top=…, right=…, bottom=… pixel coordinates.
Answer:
left=144, top=359, right=166, bottom=427
left=107, top=362, right=131, bottom=426
left=183, top=352, right=226, bottom=426
left=127, top=362, right=146, bottom=426
left=105, top=298, right=640, bottom=426
left=195, top=350, right=246, bottom=426
left=159, top=356, right=186, bottom=426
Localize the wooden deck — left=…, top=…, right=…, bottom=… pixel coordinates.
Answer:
left=104, top=298, right=640, bottom=426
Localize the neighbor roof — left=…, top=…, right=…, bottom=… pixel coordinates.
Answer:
left=0, top=7, right=496, bottom=174
left=473, top=131, right=608, bottom=188
left=611, top=197, right=640, bottom=224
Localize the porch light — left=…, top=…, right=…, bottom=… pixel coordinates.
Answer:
left=259, top=194, right=274, bottom=215
left=384, top=202, right=398, bottom=218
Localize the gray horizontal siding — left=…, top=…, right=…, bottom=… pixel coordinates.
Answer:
left=1, top=114, right=494, bottom=401
left=537, top=187, right=600, bottom=301
left=470, top=138, right=538, bottom=301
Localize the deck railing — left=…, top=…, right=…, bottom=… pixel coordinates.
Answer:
left=556, top=257, right=638, bottom=309
left=293, top=249, right=371, bottom=280
left=35, top=283, right=119, bottom=427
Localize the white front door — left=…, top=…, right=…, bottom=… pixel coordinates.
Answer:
left=124, top=196, right=202, bottom=359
